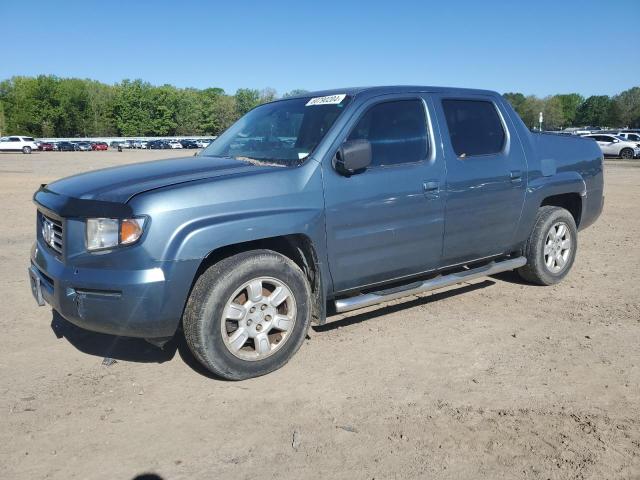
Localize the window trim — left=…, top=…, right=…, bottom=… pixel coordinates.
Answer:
left=343, top=96, right=432, bottom=170
left=440, top=97, right=510, bottom=160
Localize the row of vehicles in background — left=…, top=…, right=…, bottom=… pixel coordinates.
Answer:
left=32, top=138, right=213, bottom=152
left=111, top=139, right=212, bottom=150
left=38, top=141, right=109, bottom=151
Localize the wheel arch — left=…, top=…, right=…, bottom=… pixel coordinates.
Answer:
left=187, top=234, right=326, bottom=326
left=540, top=192, right=583, bottom=228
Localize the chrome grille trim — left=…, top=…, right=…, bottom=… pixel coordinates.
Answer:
left=40, top=212, right=64, bottom=255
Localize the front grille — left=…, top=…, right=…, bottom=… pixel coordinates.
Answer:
left=40, top=212, right=64, bottom=255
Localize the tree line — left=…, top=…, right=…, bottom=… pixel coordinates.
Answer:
left=503, top=88, right=640, bottom=130
left=0, top=75, right=638, bottom=137
left=0, top=75, right=308, bottom=138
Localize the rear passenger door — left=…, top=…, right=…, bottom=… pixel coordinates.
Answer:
left=323, top=95, right=445, bottom=293
left=434, top=96, right=527, bottom=266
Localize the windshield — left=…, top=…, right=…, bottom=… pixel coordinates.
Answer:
left=201, top=94, right=351, bottom=166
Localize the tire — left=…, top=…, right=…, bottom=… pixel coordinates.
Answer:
left=518, top=206, right=577, bottom=286
left=22, top=146, right=32, bottom=154
left=183, top=250, right=311, bottom=380
left=620, top=148, right=634, bottom=160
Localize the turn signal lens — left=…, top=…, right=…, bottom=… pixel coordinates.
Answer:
left=120, top=218, right=145, bottom=245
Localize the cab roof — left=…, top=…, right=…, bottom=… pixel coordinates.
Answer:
left=284, top=85, right=500, bottom=100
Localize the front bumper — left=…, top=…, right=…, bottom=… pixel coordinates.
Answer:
left=29, top=241, right=197, bottom=339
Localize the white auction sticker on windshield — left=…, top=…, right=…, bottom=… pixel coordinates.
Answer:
left=305, top=94, right=346, bottom=106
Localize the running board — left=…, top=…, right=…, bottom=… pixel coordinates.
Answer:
left=334, top=256, right=527, bottom=314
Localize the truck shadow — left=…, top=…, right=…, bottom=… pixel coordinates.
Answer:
left=490, top=270, right=531, bottom=285
left=315, top=279, right=495, bottom=332
left=50, top=311, right=225, bottom=379
left=50, top=312, right=177, bottom=363
left=50, top=279, right=496, bottom=379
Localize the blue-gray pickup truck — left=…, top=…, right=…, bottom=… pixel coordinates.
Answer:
left=29, top=86, right=604, bottom=379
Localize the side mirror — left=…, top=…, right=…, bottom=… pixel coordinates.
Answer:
left=334, top=139, right=372, bottom=176
left=612, top=139, right=620, bottom=143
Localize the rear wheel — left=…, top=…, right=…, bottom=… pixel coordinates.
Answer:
left=620, top=148, right=634, bottom=159
left=183, top=250, right=311, bottom=380
left=518, top=206, right=577, bottom=285
left=22, top=146, right=32, bottom=154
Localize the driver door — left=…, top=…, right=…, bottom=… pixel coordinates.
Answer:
left=322, top=95, right=445, bottom=293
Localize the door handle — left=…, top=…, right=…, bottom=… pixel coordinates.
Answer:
left=423, top=181, right=440, bottom=192
left=509, top=170, right=522, bottom=183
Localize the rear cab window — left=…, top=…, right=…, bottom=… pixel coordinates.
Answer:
left=347, top=99, right=429, bottom=167
left=441, top=99, right=506, bottom=157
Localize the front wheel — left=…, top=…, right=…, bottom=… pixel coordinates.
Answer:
left=183, top=250, right=311, bottom=380
left=518, top=206, right=577, bottom=285
left=620, top=148, right=634, bottom=160
left=22, top=146, right=32, bottom=154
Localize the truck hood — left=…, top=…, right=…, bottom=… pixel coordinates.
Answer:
left=46, top=155, right=275, bottom=203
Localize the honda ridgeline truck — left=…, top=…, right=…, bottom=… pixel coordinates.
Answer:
left=29, top=86, right=604, bottom=379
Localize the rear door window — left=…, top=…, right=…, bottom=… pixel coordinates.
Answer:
left=441, top=99, right=506, bottom=157
left=347, top=99, right=428, bottom=166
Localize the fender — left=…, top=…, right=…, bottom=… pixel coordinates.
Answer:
left=515, top=171, right=586, bottom=244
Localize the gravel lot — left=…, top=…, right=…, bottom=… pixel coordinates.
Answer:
left=0, top=150, right=639, bottom=479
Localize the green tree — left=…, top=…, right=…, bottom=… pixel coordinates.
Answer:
left=234, top=88, right=260, bottom=116
left=575, top=95, right=612, bottom=126
left=614, top=87, right=640, bottom=128
left=554, top=93, right=583, bottom=126
left=205, top=95, right=237, bottom=134
left=282, top=89, right=309, bottom=98
left=503, top=92, right=527, bottom=118
left=259, top=87, right=277, bottom=103
left=0, top=100, right=6, bottom=137
left=112, top=79, right=156, bottom=136
left=541, top=95, right=565, bottom=129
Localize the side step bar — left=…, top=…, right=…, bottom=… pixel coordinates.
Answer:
left=334, top=256, right=527, bottom=314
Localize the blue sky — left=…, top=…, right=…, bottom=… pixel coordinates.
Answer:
left=2, top=0, right=638, bottom=97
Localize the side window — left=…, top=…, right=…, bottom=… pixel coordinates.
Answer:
left=347, top=99, right=428, bottom=166
left=442, top=99, right=506, bottom=157
left=9, top=137, right=20, bottom=142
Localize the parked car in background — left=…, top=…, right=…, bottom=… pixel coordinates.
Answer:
left=616, top=131, right=640, bottom=142
left=148, top=140, right=170, bottom=149
left=582, top=134, right=640, bottom=159
left=28, top=86, right=604, bottom=380
left=168, top=140, right=183, bottom=149
left=92, top=142, right=108, bottom=151
left=0, top=135, right=39, bottom=154
left=119, top=140, right=133, bottom=149
left=75, top=142, right=92, bottom=151
left=196, top=139, right=211, bottom=148
left=180, top=139, right=199, bottom=149
left=57, top=141, right=77, bottom=152
left=110, top=141, right=121, bottom=149
left=139, top=141, right=148, bottom=149
left=38, top=142, right=55, bottom=151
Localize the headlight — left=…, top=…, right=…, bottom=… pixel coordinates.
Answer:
left=86, top=217, right=146, bottom=251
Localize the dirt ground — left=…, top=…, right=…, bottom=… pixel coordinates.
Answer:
left=0, top=149, right=638, bottom=480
